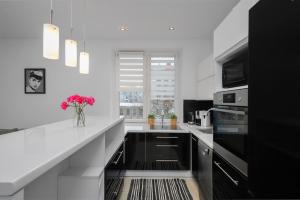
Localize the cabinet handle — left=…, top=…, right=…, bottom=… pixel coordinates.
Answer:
left=155, top=145, right=178, bottom=147
left=202, top=148, right=210, bottom=156
left=211, top=108, right=246, bottom=116
left=113, top=178, right=123, bottom=197
left=113, top=151, right=123, bottom=165
left=156, top=160, right=178, bottom=162
left=156, top=136, right=179, bottom=139
left=214, top=161, right=239, bottom=186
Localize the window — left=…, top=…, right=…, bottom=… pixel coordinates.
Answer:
left=118, top=52, right=145, bottom=120
left=150, top=56, right=176, bottom=119
left=117, top=52, right=177, bottom=121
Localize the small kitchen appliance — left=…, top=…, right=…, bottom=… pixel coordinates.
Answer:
left=199, top=110, right=211, bottom=128
left=183, top=100, right=213, bottom=123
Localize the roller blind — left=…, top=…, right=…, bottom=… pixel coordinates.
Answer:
left=118, top=52, right=144, bottom=91
left=116, top=52, right=177, bottom=120
left=150, top=56, right=176, bottom=100
left=118, top=52, right=144, bottom=120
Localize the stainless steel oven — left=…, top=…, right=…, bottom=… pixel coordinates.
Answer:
left=212, top=89, right=250, bottom=199
left=213, top=89, right=248, bottom=177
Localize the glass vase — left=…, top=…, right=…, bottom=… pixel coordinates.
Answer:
left=73, top=107, right=85, bottom=127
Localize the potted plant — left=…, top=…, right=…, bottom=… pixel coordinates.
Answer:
left=148, top=114, right=155, bottom=126
left=170, top=114, right=177, bottom=126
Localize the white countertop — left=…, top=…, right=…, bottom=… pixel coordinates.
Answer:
left=125, top=123, right=189, bottom=133
left=0, top=116, right=124, bottom=196
left=125, top=122, right=213, bottom=149
left=181, top=124, right=213, bottom=149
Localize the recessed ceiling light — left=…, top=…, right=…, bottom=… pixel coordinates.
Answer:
left=169, top=26, right=175, bottom=31
left=120, top=26, right=129, bottom=31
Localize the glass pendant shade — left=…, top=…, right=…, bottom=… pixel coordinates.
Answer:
left=43, top=23, right=60, bottom=60
left=79, top=52, right=89, bottom=74
left=65, top=39, right=77, bottom=67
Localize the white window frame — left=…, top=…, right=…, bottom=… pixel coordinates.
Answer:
left=115, top=51, right=179, bottom=123
left=146, top=52, right=179, bottom=123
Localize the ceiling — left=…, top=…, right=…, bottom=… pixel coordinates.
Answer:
left=0, top=0, right=239, bottom=40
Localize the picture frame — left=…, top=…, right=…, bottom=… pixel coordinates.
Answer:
left=24, top=68, right=46, bottom=94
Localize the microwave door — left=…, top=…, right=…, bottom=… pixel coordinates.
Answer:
left=223, top=63, right=248, bottom=88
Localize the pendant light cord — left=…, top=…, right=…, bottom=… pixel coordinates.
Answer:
left=83, top=0, right=87, bottom=52
left=50, top=0, right=54, bottom=24
left=70, top=0, right=73, bottom=38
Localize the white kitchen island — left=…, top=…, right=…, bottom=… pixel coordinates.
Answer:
left=0, top=116, right=124, bottom=200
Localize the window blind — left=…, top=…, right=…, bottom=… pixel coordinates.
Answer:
left=150, top=56, right=176, bottom=101
left=118, top=52, right=145, bottom=120
left=118, top=52, right=144, bottom=91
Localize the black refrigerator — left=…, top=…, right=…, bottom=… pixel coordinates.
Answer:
left=249, top=0, right=300, bottom=198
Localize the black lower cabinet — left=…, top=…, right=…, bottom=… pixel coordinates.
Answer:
left=198, top=139, right=213, bottom=200
left=213, top=152, right=249, bottom=200
left=105, top=143, right=124, bottom=200
left=125, top=132, right=190, bottom=170
left=147, top=132, right=190, bottom=170
left=125, top=133, right=146, bottom=170
left=192, top=134, right=212, bottom=200
left=192, top=135, right=199, bottom=178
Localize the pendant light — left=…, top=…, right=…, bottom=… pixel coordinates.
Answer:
left=43, top=0, right=60, bottom=60
left=65, top=0, right=77, bottom=67
left=79, top=45, right=89, bottom=74
left=80, top=0, right=89, bottom=74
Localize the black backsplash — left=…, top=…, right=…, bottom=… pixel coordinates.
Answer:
left=183, top=100, right=213, bottom=123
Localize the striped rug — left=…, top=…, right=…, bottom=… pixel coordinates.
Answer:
left=127, top=179, right=193, bottom=200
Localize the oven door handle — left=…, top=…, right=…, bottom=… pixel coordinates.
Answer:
left=214, top=161, right=239, bottom=186
left=211, top=108, right=246, bottom=116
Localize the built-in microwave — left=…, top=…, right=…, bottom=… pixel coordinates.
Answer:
left=222, top=50, right=249, bottom=88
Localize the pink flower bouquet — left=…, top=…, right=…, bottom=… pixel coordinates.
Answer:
left=60, top=94, right=95, bottom=127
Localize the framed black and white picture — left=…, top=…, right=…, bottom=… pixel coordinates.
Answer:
left=24, top=68, right=46, bottom=94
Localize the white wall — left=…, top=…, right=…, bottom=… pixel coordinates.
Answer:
left=197, top=54, right=215, bottom=100
left=0, top=38, right=212, bottom=129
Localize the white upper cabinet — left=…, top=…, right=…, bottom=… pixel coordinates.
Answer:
left=197, top=55, right=214, bottom=81
left=213, top=0, right=259, bottom=60
left=197, top=55, right=215, bottom=100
